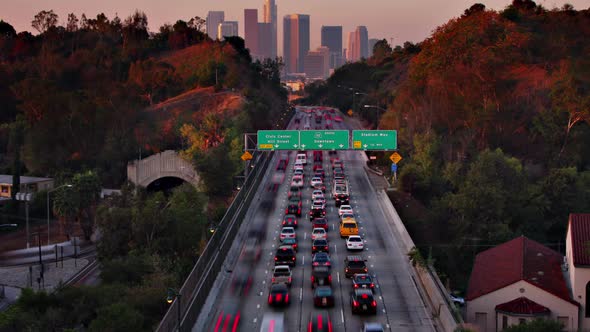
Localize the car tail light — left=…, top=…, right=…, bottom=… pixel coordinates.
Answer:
left=311, top=276, right=314, bottom=283
left=308, top=322, right=312, bottom=332
left=274, top=257, right=277, bottom=261
left=285, top=208, right=288, bottom=213
left=362, top=294, right=368, bottom=299
left=272, top=277, right=276, bottom=282
left=288, top=277, right=292, bottom=283
left=285, top=294, right=289, bottom=303
left=276, top=294, right=282, bottom=301
left=294, top=221, right=297, bottom=225
left=282, top=221, right=286, bottom=225
left=313, top=262, right=318, bottom=266
left=268, top=296, right=272, bottom=304
left=370, top=283, right=375, bottom=288
left=329, top=321, right=333, bottom=332
left=292, top=257, right=295, bottom=260
left=354, top=284, right=358, bottom=288
left=364, top=268, right=368, bottom=272
left=372, top=300, right=377, bottom=307
left=345, top=268, right=349, bottom=272
left=353, top=300, right=359, bottom=306
left=313, top=246, right=316, bottom=250
left=328, top=275, right=332, bottom=282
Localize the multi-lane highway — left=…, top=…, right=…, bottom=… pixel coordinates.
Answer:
left=194, top=107, right=435, bottom=332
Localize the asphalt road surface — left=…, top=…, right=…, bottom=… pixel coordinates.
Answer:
left=194, top=108, right=434, bottom=332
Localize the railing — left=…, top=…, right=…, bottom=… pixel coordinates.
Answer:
left=156, top=151, right=272, bottom=332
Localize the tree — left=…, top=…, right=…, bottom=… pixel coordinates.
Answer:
left=66, top=13, right=79, bottom=32
left=52, top=185, right=80, bottom=240
left=31, top=10, right=59, bottom=34
left=463, top=3, right=486, bottom=17
left=371, top=39, right=392, bottom=63
left=188, top=16, right=206, bottom=32
left=0, top=20, right=17, bottom=38
left=128, top=59, right=179, bottom=105
left=73, top=171, right=102, bottom=240
left=88, top=302, right=144, bottom=332
left=503, top=318, right=563, bottom=332
left=8, top=115, right=25, bottom=201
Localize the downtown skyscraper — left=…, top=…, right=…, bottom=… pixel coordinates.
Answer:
left=283, top=14, right=310, bottom=74
left=321, top=26, right=343, bottom=69
left=263, top=0, right=277, bottom=58
left=347, top=26, right=369, bottom=62
left=206, top=11, right=225, bottom=40
left=244, top=9, right=259, bottom=56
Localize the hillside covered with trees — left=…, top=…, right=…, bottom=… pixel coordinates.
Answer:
left=304, top=0, right=590, bottom=289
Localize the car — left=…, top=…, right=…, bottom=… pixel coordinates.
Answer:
left=351, top=289, right=377, bottom=314
left=294, top=162, right=304, bottom=171
left=275, top=245, right=296, bottom=266
left=293, top=168, right=305, bottom=178
left=332, top=160, right=343, bottom=169
left=339, top=220, right=359, bottom=238
left=276, top=159, right=288, bottom=171
left=333, top=167, right=344, bottom=175
left=280, top=227, right=296, bottom=240
left=310, top=177, right=323, bottom=188
left=294, top=117, right=301, bottom=124
left=313, top=164, right=324, bottom=172
left=296, top=152, right=307, bottom=165
left=213, top=304, right=241, bottom=332
left=334, top=193, right=349, bottom=206
left=313, top=183, right=327, bottom=193
left=450, top=294, right=465, bottom=306
left=312, top=218, right=328, bottom=230
left=309, top=207, right=326, bottom=220
left=340, top=213, right=355, bottom=220
left=312, top=239, right=329, bottom=253
left=338, top=205, right=353, bottom=217
left=282, top=214, right=298, bottom=228
left=268, top=283, right=290, bottom=307
left=312, top=252, right=331, bottom=268
left=333, top=173, right=345, bottom=181
left=282, top=237, right=298, bottom=251
left=346, top=235, right=364, bottom=251
left=313, top=151, right=323, bottom=162
left=362, top=322, right=385, bottom=332
left=352, top=274, right=375, bottom=291
left=288, top=186, right=302, bottom=199
left=312, top=289, right=335, bottom=309
left=311, top=266, right=332, bottom=288
left=312, top=190, right=324, bottom=201
left=272, top=265, right=293, bottom=286
left=313, top=197, right=326, bottom=208
left=240, top=237, right=262, bottom=262
left=344, top=255, right=368, bottom=278
left=311, top=228, right=327, bottom=241
left=231, top=268, right=253, bottom=296
left=291, top=176, right=304, bottom=188
left=314, top=167, right=325, bottom=178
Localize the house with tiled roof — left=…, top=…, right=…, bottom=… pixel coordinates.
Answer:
left=466, top=236, right=579, bottom=331
left=565, top=213, right=590, bottom=329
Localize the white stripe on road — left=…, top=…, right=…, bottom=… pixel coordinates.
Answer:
left=337, top=272, right=341, bottom=284
left=340, top=309, right=344, bottom=323
left=299, top=288, right=303, bottom=301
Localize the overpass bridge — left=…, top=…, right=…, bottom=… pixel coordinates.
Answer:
left=127, top=150, right=200, bottom=188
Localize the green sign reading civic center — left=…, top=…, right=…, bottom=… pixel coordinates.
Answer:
left=299, top=130, right=349, bottom=150
left=352, top=130, right=397, bottom=150
left=258, top=130, right=300, bottom=150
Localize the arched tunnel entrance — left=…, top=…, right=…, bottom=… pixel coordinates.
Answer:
left=146, top=176, right=187, bottom=194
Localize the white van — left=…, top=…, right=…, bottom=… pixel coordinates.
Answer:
left=296, top=153, right=307, bottom=165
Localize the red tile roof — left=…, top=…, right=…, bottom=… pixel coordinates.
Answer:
left=495, top=297, right=551, bottom=315
left=466, top=236, right=577, bottom=306
left=569, top=214, right=590, bottom=267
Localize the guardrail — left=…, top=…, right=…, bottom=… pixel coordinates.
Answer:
left=156, top=108, right=294, bottom=332
left=156, top=151, right=272, bottom=332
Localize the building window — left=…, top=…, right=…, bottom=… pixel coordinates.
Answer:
left=519, top=318, right=526, bottom=325
left=1, top=186, right=8, bottom=193
left=586, top=282, right=590, bottom=317
left=557, top=316, right=568, bottom=329
left=502, top=315, right=508, bottom=329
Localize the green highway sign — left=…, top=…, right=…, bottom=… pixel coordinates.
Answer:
left=299, top=130, right=349, bottom=150
left=352, top=130, right=397, bottom=150
left=257, top=130, right=300, bottom=150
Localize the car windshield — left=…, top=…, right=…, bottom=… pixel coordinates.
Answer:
left=314, top=254, right=328, bottom=262
left=314, top=240, right=327, bottom=245
left=313, top=229, right=324, bottom=234
left=315, top=288, right=332, bottom=296
left=343, top=223, right=356, bottom=228
left=282, top=228, right=294, bottom=233
left=349, top=237, right=361, bottom=242
left=349, top=261, right=365, bottom=267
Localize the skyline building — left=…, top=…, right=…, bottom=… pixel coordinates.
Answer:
left=257, top=22, right=273, bottom=60
left=304, top=46, right=330, bottom=79
left=347, top=31, right=356, bottom=62
left=283, top=14, right=310, bottom=74
left=218, top=21, right=238, bottom=40
left=263, top=0, right=277, bottom=58
left=244, top=9, right=259, bottom=56
left=356, top=26, right=369, bottom=59
left=206, top=11, right=225, bottom=40
left=321, top=26, right=343, bottom=69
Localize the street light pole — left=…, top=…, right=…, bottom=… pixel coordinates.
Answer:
left=363, top=105, right=387, bottom=129
left=166, top=288, right=182, bottom=332
left=46, top=184, right=72, bottom=246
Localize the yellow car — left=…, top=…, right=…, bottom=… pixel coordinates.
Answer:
left=340, top=220, right=359, bottom=238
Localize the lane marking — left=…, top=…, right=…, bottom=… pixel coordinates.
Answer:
left=302, top=256, right=305, bottom=265
left=254, top=318, right=257, bottom=323
left=340, top=309, right=344, bottom=323
left=257, top=304, right=260, bottom=309
left=299, top=288, right=303, bottom=301
left=337, top=272, right=341, bottom=284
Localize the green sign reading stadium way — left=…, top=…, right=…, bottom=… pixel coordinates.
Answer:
left=299, top=130, right=349, bottom=150
left=352, top=130, right=397, bottom=150
left=257, top=130, right=300, bottom=150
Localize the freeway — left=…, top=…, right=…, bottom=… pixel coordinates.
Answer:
left=194, top=107, right=434, bottom=332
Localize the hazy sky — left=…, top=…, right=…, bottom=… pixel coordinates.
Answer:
left=1, top=0, right=587, bottom=55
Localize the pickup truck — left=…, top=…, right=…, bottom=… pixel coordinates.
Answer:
left=272, top=265, right=292, bottom=286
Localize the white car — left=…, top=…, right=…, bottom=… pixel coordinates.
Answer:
left=312, top=199, right=326, bottom=210
left=346, top=236, right=364, bottom=251
left=296, top=153, right=307, bottom=165
left=294, top=163, right=304, bottom=171
left=338, top=205, right=353, bottom=217
left=310, top=177, right=323, bottom=188
left=311, top=228, right=327, bottom=241
left=311, top=190, right=324, bottom=200
left=291, top=176, right=303, bottom=188
left=280, top=227, right=296, bottom=240
left=293, top=169, right=304, bottom=178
